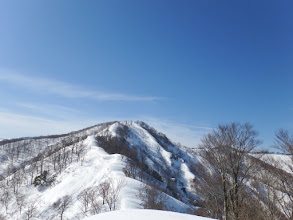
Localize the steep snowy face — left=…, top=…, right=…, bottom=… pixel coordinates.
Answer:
left=96, top=121, right=199, bottom=203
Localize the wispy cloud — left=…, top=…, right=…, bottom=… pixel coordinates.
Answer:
left=0, top=109, right=212, bottom=148
left=16, top=103, right=80, bottom=119
left=0, top=71, right=163, bottom=101
left=141, top=116, right=213, bottom=148
left=0, top=111, right=98, bottom=138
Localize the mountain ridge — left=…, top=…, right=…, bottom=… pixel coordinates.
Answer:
left=0, top=121, right=200, bottom=219
left=0, top=120, right=292, bottom=220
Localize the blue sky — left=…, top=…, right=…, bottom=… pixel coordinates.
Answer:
left=0, top=0, right=292, bottom=149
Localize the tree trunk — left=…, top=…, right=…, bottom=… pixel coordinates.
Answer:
left=222, top=175, right=229, bottom=220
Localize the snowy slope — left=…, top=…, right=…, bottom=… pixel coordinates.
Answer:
left=0, top=135, right=190, bottom=219
left=261, top=153, right=292, bottom=173
left=110, top=121, right=198, bottom=200
left=0, top=121, right=195, bottom=219
left=0, top=122, right=114, bottom=178
left=84, top=209, right=214, bottom=220
left=1, top=120, right=290, bottom=220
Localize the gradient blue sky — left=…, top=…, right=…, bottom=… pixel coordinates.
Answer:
left=0, top=0, right=292, bottom=149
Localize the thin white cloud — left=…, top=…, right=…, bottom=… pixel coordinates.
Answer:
left=0, top=71, right=163, bottom=101
left=0, top=111, right=96, bottom=138
left=16, top=103, right=80, bottom=119
left=141, top=117, right=213, bottom=148
left=0, top=110, right=211, bottom=148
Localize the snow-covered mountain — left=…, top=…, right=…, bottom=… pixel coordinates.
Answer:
left=0, top=121, right=291, bottom=220
left=0, top=121, right=203, bottom=220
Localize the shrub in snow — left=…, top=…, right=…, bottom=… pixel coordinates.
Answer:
left=33, top=170, right=56, bottom=187
left=33, top=170, right=48, bottom=186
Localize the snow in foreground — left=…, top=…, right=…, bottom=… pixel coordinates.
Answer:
left=84, top=209, right=214, bottom=220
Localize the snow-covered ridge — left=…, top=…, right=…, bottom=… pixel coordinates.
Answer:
left=0, top=120, right=291, bottom=220
left=0, top=122, right=115, bottom=178
left=261, top=153, right=293, bottom=173
left=0, top=121, right=198, bottom=219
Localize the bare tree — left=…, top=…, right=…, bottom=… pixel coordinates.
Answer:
left=123, top=161, right=138, bottom=179
left=192, top=162, right=223, bottom=219
left=78, top=189, right=91, bottom=215
left=0, top=187, right=11, bottom=214
left=252, top=160, right=283, bottom=220
left=88, top=187, right=102, bottom=214
left=16, top=193, right=27, bottom=215
left=274, top=129, right=293, bottom=219
left=27, top=163, right=37, bottom=185
left=78, top=186, right=102, bottom=215
left=99, top=181, right=110, bottom=205
left=275, top=129, right=293, bottom=156
left=102, top=178, right=125, bottom=211
left=76, top=143, right=86, bottom=165
left=25, top=201, right=37, bottom=220
left=197, top=122, right=261, bottom=220
left=53, top=195, right=72, bottom=220
left=139, top=183, right=166, bottom=210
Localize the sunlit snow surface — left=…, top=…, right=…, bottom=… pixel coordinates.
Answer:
left=1, top=121, right=290, bottom=219
left=0, top=122, right=193, bottom=219
left=261, top=153, right=292, bottom=173
left=84, top=209, right=214, bottom=220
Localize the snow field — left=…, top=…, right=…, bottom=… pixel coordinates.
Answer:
left=0, top=131, right=193, bottom=219
left=84, top=209, right=215, bottom=220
